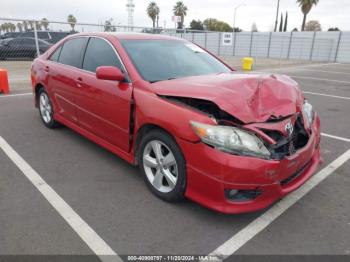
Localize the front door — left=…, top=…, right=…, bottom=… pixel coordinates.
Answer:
left=75, top=37, right=133, bottom=152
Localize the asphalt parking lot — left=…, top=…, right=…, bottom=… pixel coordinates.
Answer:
left=0, top=60, right=350, bottom=261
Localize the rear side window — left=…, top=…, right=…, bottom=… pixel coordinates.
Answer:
left=49, top=46, right=62, bottom=62
left=58, top=37, right=88, bottom=68
left=83, top=37, right=122, bottom=73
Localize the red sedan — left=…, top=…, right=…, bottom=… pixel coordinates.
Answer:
left=31, top=33, right=322, bottom=214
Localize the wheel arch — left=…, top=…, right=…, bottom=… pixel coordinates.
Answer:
left=134, top=123, right=179, bottom=166
left=34, top=83, right=45, bottom=107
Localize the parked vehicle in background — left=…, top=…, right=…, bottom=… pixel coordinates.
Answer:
left=0, top=32, right=22, bottom=39
left=141, top=28, right=163, bottom=34
left=0, top=37, right=52, bottom=60
left=0, top=31, right=71, bottom=44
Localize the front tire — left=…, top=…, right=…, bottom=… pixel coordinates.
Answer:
left=139, top=129, right=186, bottom=202
left=38, top=88, right=59, bottom=129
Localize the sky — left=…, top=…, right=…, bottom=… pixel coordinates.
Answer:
left=1, top=0, right=349, bottom=32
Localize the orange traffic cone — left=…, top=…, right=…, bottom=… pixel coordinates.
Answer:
left=0, top=69, right=10, bottom=94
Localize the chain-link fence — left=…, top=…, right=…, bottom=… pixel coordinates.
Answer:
left=0, top=17, right=348, bottom=64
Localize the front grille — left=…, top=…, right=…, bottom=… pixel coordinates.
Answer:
left=262, top=115, right=309, bottom=160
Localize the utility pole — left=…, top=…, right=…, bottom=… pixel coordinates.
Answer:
left=233, top=4, right=246, bottom=32
left=274, top=0, right=281, bottom=32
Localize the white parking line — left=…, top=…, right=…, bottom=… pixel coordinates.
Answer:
left=0, top=136, right=122, bottom=262
left=298, top=69, right=350, bottom=75
left=255, top=62, right=340, bottom=73
left=304, top=91, right=350, bottom=100
left=0, top=92, right=32, bottom=98
left=290, top=75, right=350, bottom=84
left=321, top=133, right=350, bottom=143
left=207, top=148, right=350, bottom=260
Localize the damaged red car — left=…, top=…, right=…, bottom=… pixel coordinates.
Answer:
left=31, top=33, right=322, bottom=214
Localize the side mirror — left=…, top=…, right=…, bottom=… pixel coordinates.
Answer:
left=96, top=66, right=125, bottom=82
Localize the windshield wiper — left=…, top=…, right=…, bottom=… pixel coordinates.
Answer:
left=149, top=77, right=177, bottom=83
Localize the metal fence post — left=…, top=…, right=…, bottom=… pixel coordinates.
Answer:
left=233, top=32, right=237, bottom=56
left=204, top=32, right=208, bottom=49
left=218, top=32, right=221, bottom=55
left=33, top=20, right=40, bottom=58
left=267, top=32, right=272, bottom=58
left=334, top=31, right=342, bottom=63
left=192, top=32, right=194, bottom=42
left=309, top=31, right=316, bottom=61
left=249, top=32, right=254, bottom=57
left=287, top=31, right=293, bottom=59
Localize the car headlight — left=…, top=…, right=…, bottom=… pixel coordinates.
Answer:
left=302, top=100, right=314, bottom=127
left=190, top=121, right=270, bottom=158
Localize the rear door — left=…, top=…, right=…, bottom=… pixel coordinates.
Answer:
left=75, top=37, right=133, bottom=152
left=46, top=37, right=88, bottom=123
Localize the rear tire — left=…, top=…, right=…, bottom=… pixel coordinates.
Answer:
left=38, top=87, right=60, bottom=129
left=139, top=129, right=186, bottom=202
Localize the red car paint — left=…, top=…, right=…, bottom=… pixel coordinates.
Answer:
left=31, top=33, right=322, bottom=214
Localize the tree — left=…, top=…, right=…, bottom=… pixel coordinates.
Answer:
left=279, top=13, right=283, bottom=32
left=292, top=27, right=299, bottom=32
left=283, top=12, right=288, bottom=32
left=1, top=23, right=9, bottom=33
left=35, top=21, right=42, bottom=31
left=28, top=20, right=34, bottom=30
left=67, top=14, right=77, bottom=32
left=41, top=18, right=49, bottom=30
left=16, top=22, right=23, bottom=32
left=147, top=2, right=160, bottom=28
left=23, top=21, right=29, bottom=32
left=173, top=1, right=188, bottom=29
left=104, top=18, right=116, bottom=32
left=305, top=20, right=321, bottom=31
left=234, top=27, right=243, bottom=32
left=297, top=0, right=319, bottom=31
left=190, top=20, right=204, bottom=30
left=251, top=22, right=258, bottom=32
left=328, top=27, right=340, bottom=31
left=203, top=18, right=232, bottom=32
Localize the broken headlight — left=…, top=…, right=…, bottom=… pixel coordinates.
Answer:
left=190, top=121, right=270, bottom=158
left=302, top=100, right=314, bottom=127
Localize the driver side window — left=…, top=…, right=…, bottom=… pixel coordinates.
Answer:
left=82, top=37, right=122, bottom=73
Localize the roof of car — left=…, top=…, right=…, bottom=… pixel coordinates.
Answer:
left=72, top=32, right=183, bottom=41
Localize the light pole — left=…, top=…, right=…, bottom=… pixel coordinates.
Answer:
left=274, top=0, right=281, bottom=32
left=233, top=4, right=246, bottom=32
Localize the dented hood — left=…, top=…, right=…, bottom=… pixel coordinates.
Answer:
left=152, top=73, right=304, bottom=124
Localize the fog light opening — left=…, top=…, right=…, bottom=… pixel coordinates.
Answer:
left=225, top=189, right=262, bottom=202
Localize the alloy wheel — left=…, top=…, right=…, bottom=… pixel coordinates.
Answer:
left=143, top=140, right=178, bottom=193
left=39, top=92, right=52, bottom=124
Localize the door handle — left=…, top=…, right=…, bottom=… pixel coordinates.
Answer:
left=76, top=77, right=83, bottom=88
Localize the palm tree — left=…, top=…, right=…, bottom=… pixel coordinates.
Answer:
left=8, top=23, right=16, bottom=32
left=67, top=14, right=77, bottom=32
left=28, top=20, right=34, bottom=30
left=41, top=18, right=49, bottom=31
left=147, top=2, right=160, bottom=28
left=23, top=21, right=29, bottom=32
left=35, top=21, right=42, bottom=31
left=297, top=0, right=319, bottom=31
left=173, top=1, right=188, bottom=29
left=16, top=22, right=23, bottom=32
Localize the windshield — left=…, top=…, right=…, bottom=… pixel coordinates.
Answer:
left=121, top=39, right=231, bottom=83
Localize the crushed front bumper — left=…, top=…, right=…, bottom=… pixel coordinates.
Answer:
left=177, top=115, right=322, bottom=214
